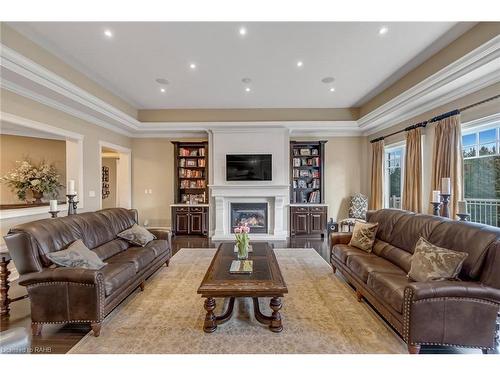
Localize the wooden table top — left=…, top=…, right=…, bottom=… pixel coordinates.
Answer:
left=197, top=242, right=288, bottom=298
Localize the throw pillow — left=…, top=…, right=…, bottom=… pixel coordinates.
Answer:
left=46, top=239, right=106, bottom=270
left=348, top=221, right=379, bottom=252
left=408, top=237, right=468, bottom=282
left=117, top=224, right=156, bottom=247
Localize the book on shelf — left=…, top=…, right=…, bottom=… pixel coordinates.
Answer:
left=308, top=191, right=320, bottom=203
left=180, top=180, right=206, bottom=188
left=198, top=159, right=206, bottom=167
left=230, top=260, right=253, bottom=274
left=311, top=148, right=319, bottom=156
left=198, top=147, right=205, bottom=156
left=311, top=170, right=320, bottom=178
left=293, top=158, right=301, bottom=167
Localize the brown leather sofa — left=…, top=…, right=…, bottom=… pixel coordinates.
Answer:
left=331, top=209, right=500, bottom=354
left=4, top=208, right=171, bottom=337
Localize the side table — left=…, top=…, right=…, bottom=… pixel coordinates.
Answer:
left=1, top=252, right=28, bottom=320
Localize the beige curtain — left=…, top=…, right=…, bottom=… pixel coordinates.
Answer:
left=369, top=140, right=384, bottom=210
left=402, top=127, right=423, bottom=213
left=430, top=114, right=463, bottom=218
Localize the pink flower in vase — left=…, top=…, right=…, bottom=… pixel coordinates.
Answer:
left=242, top=225, right=250, bottom=233
left=234, top=227, right=242, bottom=234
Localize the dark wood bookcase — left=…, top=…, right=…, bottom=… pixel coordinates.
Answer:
left=172, top=141, right=209, bottom=204
left=290, top=141, right=326, bottom=204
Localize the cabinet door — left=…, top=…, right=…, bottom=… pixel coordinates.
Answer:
left=293, top=212, right=309, bottom=235
left=309, top=211, right=325, bottom=234
left=190, top=213, right=203, bottom=234
left=175, top=212, right=190, bottom=235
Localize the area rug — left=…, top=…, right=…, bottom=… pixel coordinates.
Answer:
left=69, top=248, right=406, bottom=354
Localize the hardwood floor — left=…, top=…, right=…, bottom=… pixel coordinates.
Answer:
left=0, top=235, right=493, bottom=354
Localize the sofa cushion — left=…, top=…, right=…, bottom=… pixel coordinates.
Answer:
left=408, top=237, right=468, bottom=282
left=346, top=254, right=406, bottom=282
left=101, top=263, right=136, bottom=297
left=367, top=272, right=411, bottom=313
left=117, top=224, right=156, bottom=247
left=331, top=244, right=372, bottom=264
left=92, top=239, right=130, bottom=261
left=372, top=239, right=413, bottom=273
left=348, top=222, right=378, bottom=252
left=145, top=239, right=170, bottom=257
left=46, top=239, right=107, bottom=270
left=106, top=247, right=156, bottom=273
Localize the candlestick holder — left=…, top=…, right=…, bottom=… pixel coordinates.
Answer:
left=440, top=194, right=451, bottom=218
left=48, top=210, right=60, bottom=218
left=431, top=202, right=442, bottom=216
left=457, top=213, right=470, bottom=222
left=66, top=194, right=78, bottom=215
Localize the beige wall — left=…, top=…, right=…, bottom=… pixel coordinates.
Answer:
left=360, top=22, right=500, bottom=116
left=365, top=82, right=500, bottom=214
left=0, top=134, right=66, bottom=204
left=131, top=138, right=207, bottom=227
left=101, top=157, right=117, bottom=209
left=0, top=89, right=132, bottom=241
left=138, top=108, right=360, bottom=122
left=1, top=23, right=137, bottom=119
left=291, top=136, right=369, bottom=221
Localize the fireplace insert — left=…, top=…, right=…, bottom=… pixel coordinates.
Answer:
left=230, top=203, right=268, bottom=234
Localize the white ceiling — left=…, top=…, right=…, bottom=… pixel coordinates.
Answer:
left=7, top=22, right=475, bottom=110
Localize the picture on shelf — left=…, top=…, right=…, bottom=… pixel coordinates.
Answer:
left=185, top=159, right=197, bottom=167
left=299, top=148, right=311, bottom=156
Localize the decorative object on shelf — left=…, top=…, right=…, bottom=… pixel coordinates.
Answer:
left=457, top=200, right=469, bottom=221
left=431, top=190, right=442, bottom=216
left=234, top=224, right=250, bottom=260
left=1, top=159, right=63, bottom=204
left=66, top=194, right=78, bottom=215
left=48, top=199, right=60, bottom=218
left=440, top=177, right=452, bottom=218
left=102, top=166, right=110, bottom=199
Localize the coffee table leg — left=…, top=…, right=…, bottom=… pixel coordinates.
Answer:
left=0, top=256, right=11, bottom=319
left=203, top=297, right=217, bottom=333
left=269, top=297, right=283, bottom=333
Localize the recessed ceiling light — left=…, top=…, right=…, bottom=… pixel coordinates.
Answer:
left=379, top=26, right=389, bottom=35
left=155, top=78, right=169, bottom=85
left=245, top=87, right=251, bottom=92
left=239, top=27, right=247, bottom=36
left=189, top=63, right=197, bottom=70
left=329, top=87, right=335, bottom=92
left=296, top=61, right=304, bottom=68
left=104, top=29, right=113, bottom=38
left=321, top=77, right=335, bottom=84
left=160, top=88, right=166, bottom=93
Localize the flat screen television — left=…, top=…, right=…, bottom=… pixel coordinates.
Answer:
left=226, top=154, right=272, bottom=181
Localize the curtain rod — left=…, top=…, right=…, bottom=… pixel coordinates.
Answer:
left=369, top=93, right=500, bottom=144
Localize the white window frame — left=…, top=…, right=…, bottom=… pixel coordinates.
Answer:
left=383, top=141, right=406, bottom=209
left=462, top=118, right=500, bottom=160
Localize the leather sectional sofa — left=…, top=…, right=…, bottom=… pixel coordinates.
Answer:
left=331, top=209, right=500, bottom=354
left=4, top=208, right=171, bottom=337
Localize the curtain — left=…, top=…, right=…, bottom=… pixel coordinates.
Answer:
left=430, top=114, right=463, bottom=218
left=369, top=140, right=384, bottom=210
left=402, top=127, right=422, bottom=213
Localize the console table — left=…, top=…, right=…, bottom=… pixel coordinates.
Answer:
left=1, top=252, right=29, bottom=320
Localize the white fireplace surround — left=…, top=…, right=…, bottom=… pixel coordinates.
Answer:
left=210, top=185, right=289, bottom=241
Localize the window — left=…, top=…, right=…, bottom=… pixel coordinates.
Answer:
left=384, top=145, right=405, bottom=209
left=462, top=122, right=500, bottom=227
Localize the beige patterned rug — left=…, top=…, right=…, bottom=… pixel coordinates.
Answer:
left=69, top=248, right=406, bottom=354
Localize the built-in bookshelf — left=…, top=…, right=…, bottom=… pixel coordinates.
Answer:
left=290, top=141, right=326, bottom=204
left=172, top=141, right=209, bottom=204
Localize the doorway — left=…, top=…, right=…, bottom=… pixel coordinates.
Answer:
left=99, top=141, right=131, bottom=210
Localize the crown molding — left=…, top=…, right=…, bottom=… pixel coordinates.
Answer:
left=358, top=34, right=500, bottom=135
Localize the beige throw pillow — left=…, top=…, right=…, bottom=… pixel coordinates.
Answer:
left=46, top=239, right=106, bottom=270
left=118, top=224, right=156, bottom=247
left=348, top=221, right=378, bottom=252
left=408, top=237, right=468, bottom=282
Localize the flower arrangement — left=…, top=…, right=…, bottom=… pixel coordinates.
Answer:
left=1, top=160, right=63, bottom=203
left=234, top=223, right=250, bottom=259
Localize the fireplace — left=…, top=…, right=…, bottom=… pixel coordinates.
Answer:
left=230, top=203, right=268, bottom=234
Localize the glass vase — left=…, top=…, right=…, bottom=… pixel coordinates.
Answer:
left=237, top=242, right=249, bottom=260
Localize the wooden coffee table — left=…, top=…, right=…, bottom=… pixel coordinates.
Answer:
left=197, top=242, right=288, bottom=333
